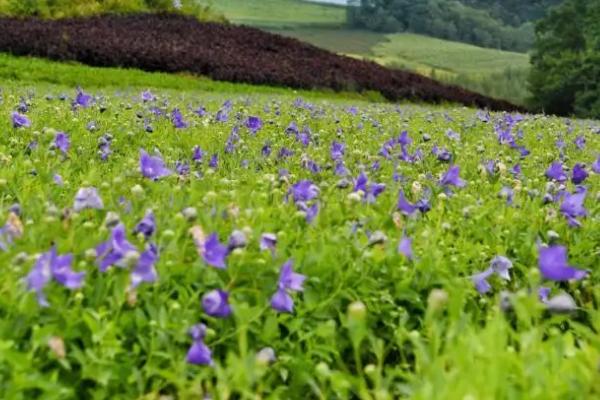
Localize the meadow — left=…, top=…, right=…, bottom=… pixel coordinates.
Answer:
left=0, top=52, right=599, bottom=398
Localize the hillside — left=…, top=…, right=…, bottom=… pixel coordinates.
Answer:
left=198, top=0, right=531, bottom=105
left=0, top=13, right=522, bottom=111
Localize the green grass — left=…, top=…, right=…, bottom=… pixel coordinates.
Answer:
left=0, top=52, right=599, bottom=398
left=0, top=53, right=385, bottom=103
left=196, top=0, right=346, bottom=28
left=0, top=67, right=599, bottom=398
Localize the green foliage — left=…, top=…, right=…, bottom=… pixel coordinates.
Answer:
left=0, top=66, right=599, bottom=397
left=529, top=0, right=600, bottom=117
left=348, top=0, right=563, bottom=51
left=275, top=29, right=530, bottom=104
left=195, top=0, right=346, bottom=28
left=0, top=0, right=225, bottom=21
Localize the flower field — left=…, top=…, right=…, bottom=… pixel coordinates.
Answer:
left=0, top=83, right=599, bottom=398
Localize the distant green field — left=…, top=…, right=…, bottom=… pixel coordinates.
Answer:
left=196, top=0, right=346, bottom=28
left=270, top=27, right=531, bottom=105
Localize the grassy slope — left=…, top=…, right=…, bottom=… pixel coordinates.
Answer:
left=0, top=53, right=385, bottom=103
left=202, top=0, right=530, bottom=104
left=196, top=0, right=346, bottom=28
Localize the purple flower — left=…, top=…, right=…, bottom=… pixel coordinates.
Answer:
left=472, top=269, right=493, bottom=294
left=26, top=246, right=85, bottom=306
left=574, top=135, right=586, bottom=150
left=74, top=88, right=92, bottom=108
left=446, top=129, right=460, bottom=141
left=335, top=161, right=349, bottom=176
left=202, top=289, right=232, bottom=318
left=54, top=132, right=70, bottom=155
left=352, top=172, right=385, bottom=203
left=353, top=172, right=368, bottom=193
left=131, top=244, right=158, bottom=288
left=98, top=134, right=112, bottom=161
left=440, top=165, right=466, bottom=187
left=73, top=187, right=104, bottom=212
left=201, top=233, right=228, bottom=269
left=510, top=164, right=521, bottom=177
left=192, top=146, right=204, bottom=163
left=186, top=324, right=212, bottom=365
left=141, top=90, right=155, bottom=102
left=175, top=161, right=190, bottom=176
left=571, top=163, right=588, bottom=184
left=209, top=154, right=218, bottom=169
left=432, top=146, right=452, bottom=163
left=331, top=141, right=345, bottom=161
left=215, top=109, right=228, bottom=123
left=96, top=223, right=138, bottom=272
left=593, top=156, right=600, bottom=174
left=228, top=230, right=248, bottom=250
left=397, top=190, right=417, bottom=215
left=398, top=236, right=413, bottom=259
left=11, top=112, right=30, bottom=128
left=538, top=245, right=587, bottom=281
left=171, top=108, right=188, bottom=129
left=560, top=190, right=587, bottom=227
left=484, top=160, right=496, bottom=176
left=489, top=256, right=513, bottom=280
left=472, top=256, right=513, bottom=294
left=289, top=180, right=319, bottom=203
left=271, top=260, right=306, bottom=313
left=499, top=186, right=514, bottom=205
left=140, top=149, right=172, bottom=180
left=297, top=201, right=319, bottom=224
left=133, top=210, right=155, bottom=239
left=53, top=174, right=64, bottom=186
left=545, top=162, right=567, bottom=182
left=260, top=233, right=277, bottom=252
left=261, top=143, right=272, bottom=157
left=277, top=147, right=294, bottom=159
left=245, top=116, right=262, bottom=134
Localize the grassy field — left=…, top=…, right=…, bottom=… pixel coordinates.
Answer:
left=196, top=0, right=346, bottom=28
left=271, top=27, right=531, bottom=104
left=0, top=53, right=599, bottom=398
left=0, top=53, right=385, bottom=103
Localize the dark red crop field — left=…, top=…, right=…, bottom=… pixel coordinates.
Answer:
left=0, top=13, right=523, bottom=111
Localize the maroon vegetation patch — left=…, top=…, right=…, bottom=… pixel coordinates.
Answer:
left=0, top=13, right=523, bottom=111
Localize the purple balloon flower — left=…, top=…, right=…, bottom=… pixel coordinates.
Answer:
left=54, top=132, right=70, bottom=155
left=245, top=116, right=262, bottom=134
left=202, top=289, right=232, bottom=318
left=289, top=180, right=319, bottom=203
left=96, top=223, right=138, bottom=272
left=186, top=324, right=213, bottom=365
left=440, top=165, right=466, bottom=187
left=398, top=236, right=413, bottom=259
left=331, top=141, right=345, bottom=161
left=140, top=149, right=172, bottom=180
left=26, top=246, right=85, bottom=306
left=271, top=260, right=306, bottom=313
left=545, top=161, right=567, bottom=182
left=141, top=90, right=155, bottom=102
left=571, top=163, right=588, bottom=184
left=73, top=187, right=104, bottom=212
left=472, top=256, right=513, bottom=294
left=260, top=233, right=277, bottom=252
left=74, top=88, right=92, bottom=108
left=397, top=190, right=417, bottom=215
left=201, top=233, right=228, bottom=269
left=171, top=108, right=188, bottom=129
left=209, top=154, right=218, bottom=169
left=593, top=156, right=600, bottom=174
left=574, top=135, right=585, bottom=150
left=133, top=210, right=156, bottom=239
left=560, top=190, right=587, bottom=227
left=131, top=243, right=159, bottom=288
left=11, top=112, right=30, bottom=128
left=192, top=146, right=204, bottom=163
left=538, top=245, right=587, bottom=281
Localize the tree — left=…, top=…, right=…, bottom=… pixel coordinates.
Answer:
left=529, top=0, right=600, bottom=117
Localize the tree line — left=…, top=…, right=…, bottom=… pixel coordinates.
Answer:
left=347, top=0, right=562, bottom=52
